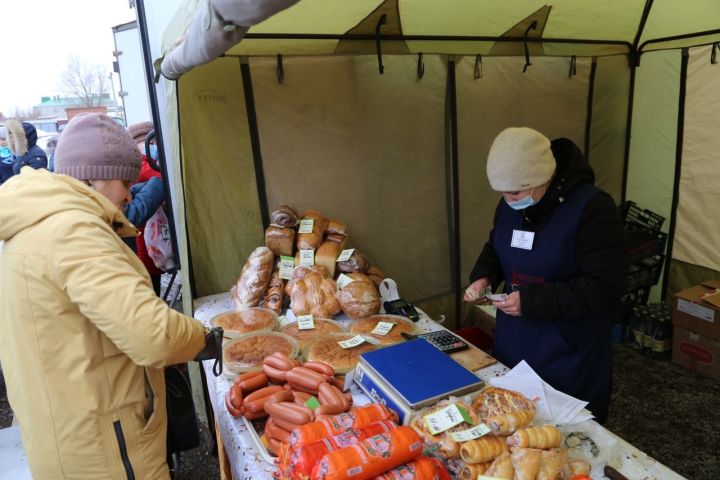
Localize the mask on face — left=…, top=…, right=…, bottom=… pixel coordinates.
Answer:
left=506, top=189, right=536, bottom=210
left=0, top=146, right=11, bottom=159
left=148, top=144, right=158, bottom=161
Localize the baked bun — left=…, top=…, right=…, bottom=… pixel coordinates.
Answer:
left=336, top=278, right=381, bottom=319
left=270, top=205, right=299, bottom=228
left=337, top=250, right=370, bottom=274
left=472, top=387, right=536, bottom=435
left=289, top=272, right=341, bottom=319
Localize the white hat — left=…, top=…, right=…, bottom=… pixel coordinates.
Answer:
left=486, top=127, right=556, bottom=192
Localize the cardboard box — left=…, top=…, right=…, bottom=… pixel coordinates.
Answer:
left=473, top=305, right=497, bottom=338
left=671, top=326, right=720, bottom=381
left=672, top=279, right=720, bottom=341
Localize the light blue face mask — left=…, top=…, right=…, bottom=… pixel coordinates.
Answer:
left=0, top=146, right=11, bottom=159
left=506, top=189, right=536, bottom=210
left=140, top=144, right=159, bottom=161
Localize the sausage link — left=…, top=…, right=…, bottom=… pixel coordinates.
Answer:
left=234, top=370, right=266, bottom=385
left=286, top=367, right=326, bottom=390
left=225, top=389, right=242, bottom=418
left=267, top=436, right=282, bottom=456
left=318, top=382, right=348, bottom=410
left=237, top=372, right=269, bottom=393
left=266, top=390, right=294, bottom=405
left=286, top=380, right=319, bottom=396
left=244, top=409, right=268, bottom=420
left=329, top=376, right=346, bottom=391
left=303, top=361, right=335, bottom=377
left=265, top=417, right=292, bottom=443
left=264, top=354, right=294, bottom=371
left=292, top=391, right=313, bottom=405
left=263, top=364, right=289, bottom=383
left=272, top=416, right=302, bottom=432
left=315, top=403, right=346, bottom=416
left=265, top=401, right=314, bottom=425
left=243, top=385, right=284, bottom=404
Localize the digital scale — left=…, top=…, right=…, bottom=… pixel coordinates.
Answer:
left=353, top=339, right=484, bottom=424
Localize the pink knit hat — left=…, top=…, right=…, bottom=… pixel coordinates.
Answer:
left=127, top=121, right=154, bottom=144
left=54, top=114, right=141, bottom=182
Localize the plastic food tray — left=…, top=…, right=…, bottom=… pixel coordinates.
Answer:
left=223, top=331, right=298, bottom=379
left=211, top=307, right=279, bottom=338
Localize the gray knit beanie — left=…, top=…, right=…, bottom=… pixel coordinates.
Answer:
left=54, top=113, right=141, bottom=182
left=486, top=127, right=556, bottom=192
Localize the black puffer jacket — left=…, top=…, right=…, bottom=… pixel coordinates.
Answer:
left=470, top=138, right=627, bottom=320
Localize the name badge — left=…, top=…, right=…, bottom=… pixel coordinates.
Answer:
left=511, top=230, right=534, bottom=250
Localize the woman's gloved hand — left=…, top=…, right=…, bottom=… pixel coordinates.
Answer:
left=194, top=327, right=224, bottom=376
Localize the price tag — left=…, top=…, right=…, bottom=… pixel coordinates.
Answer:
left=449, top=423, right=491, bottom=442
left=304, top=396, right=321, bottom=409
left=424, top=404, right=470, bottom=435
left=277, top=315, right=290, bottom=328
left=298, top=219, right=314, bottom=234
left=478, top=476, right=507, bottom=480
left=336, top=248, right=355, bottom=262
left=297, top=315, right=315, bottom=330
left=338, top=335, right=366, bottom=349
left=299, top=249, right=314, bottom=266
left=279, top=256, right=295, bottom=280
left=371, top=321, right=396, bottom=336
left=336, top=273, right=354, bottom=289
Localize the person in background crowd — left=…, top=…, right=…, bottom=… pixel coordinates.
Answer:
left=45, top=134, right=59, bottom=172
left=4, top=119, right=47, bottom=178
left=465, top=127, right=626, bottom=424
left=0, top=127, right=13, bottom=185
left=127, top=121, right=166, bottom=296
left=0, top=113, right=219, bottom=479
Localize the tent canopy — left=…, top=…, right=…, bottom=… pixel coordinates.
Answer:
left=156, top=0, right=720, bottom=320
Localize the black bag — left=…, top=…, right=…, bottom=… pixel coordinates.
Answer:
left=165, top=364, right=200, bottom=454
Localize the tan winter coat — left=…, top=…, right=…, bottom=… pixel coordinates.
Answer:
left=0, top=168, right=206, bottom=479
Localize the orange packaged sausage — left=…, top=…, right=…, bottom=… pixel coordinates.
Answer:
left=277, top=420, right=397, bottom=480
left=291, top=404, right=396, bottom=449
left=372, top=456, right=451, bottom=480
left=311, top=426, right=423, bottom=480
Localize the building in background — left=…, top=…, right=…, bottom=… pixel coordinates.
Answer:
left=112, top=21, right=151, bottom=126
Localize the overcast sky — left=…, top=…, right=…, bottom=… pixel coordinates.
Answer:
left=0, top=0, right=136, bottom=116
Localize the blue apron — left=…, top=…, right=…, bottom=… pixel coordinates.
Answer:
left=492, top=183, right=612, bottom=422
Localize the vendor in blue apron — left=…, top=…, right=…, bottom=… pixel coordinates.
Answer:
left=465, top=127, right=626, bottom=423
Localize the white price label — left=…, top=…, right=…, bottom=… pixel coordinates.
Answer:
left=336, top=248, right=355, bottom=262
left=336, top=273, right=354, bottom=289
left=279, top=256, right=295, bottom=280
left=424, top=404, right=468, bottom=435
left=449, top=423, right=491, bottom=442
left=478, top=476, right=508, bottom=480
left=338, top=335, right=366, bottom=349
left=299, top=249, right=315, bottom=266
left=371, top=321, right=396, bottom=336
left=298, top=219, right=314, bottom=234
left=277, top=315, right=290, bottom=327
left=297, top=315, right=315, bottom=330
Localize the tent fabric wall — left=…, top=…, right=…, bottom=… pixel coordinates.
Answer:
left=456, top=55, right=591, bottom=283
left=626, top=49, right=681, bottom=300
left=587, top=55, right=630, bottom=202
left=250, top=55, right=451, bottom=302
left=178, top=57, right=265, bottom=298
left=672, top=45, right=720, bottom=274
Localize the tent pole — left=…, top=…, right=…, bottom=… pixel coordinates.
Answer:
left=135, top=0, right=182, bottom=274
left=584, top=57, right=597, bottom=161
left=661, top=48, right=689, bottom=299
left=239, top=59, right=271, bottom=229
left=446, top=59, right=461, bottom=328
left=639, top=28, right=720, bottom=55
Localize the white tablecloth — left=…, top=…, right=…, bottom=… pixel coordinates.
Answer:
left=194, top=293, right=685, bottom=480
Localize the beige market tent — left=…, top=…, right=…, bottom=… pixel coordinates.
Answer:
left=148, top=0, right=720, bottom=323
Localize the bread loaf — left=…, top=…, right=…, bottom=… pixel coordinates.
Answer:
left=337, top=250, right=370, bottom=274
left=270, top=205, right=299, bottom=228
left=265, top=225, right=295, bottom=257
left=326, top=233, right=348, bottom=245
left=231, top=247, right=275, bottom=308
left=347, top=272, right=374, bottom=285
left=289, top=272, right=341, bottom=319
left=297, top=210, right=327, bottom=251
left=507, top=425, right=562, bottom=449
left=367, top=266, right=385, bottom=287
left=326, top=219, right=346, bottom=235
left=263, top=271, right=285, bottom=313
left=315, top=241, right=342, bottom=278
left=336, top=279, right=381, bottom=319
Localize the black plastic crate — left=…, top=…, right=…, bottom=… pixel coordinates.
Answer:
left=626, top=229, right=668, bottom=264
left=620, top=201, right=665, bottom=232
left=626, top=254, right=664, bottom=292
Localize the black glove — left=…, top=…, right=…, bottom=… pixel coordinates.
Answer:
left=194, top=327, right=224, bottom=376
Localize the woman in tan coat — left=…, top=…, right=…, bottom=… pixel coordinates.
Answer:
left=0, top=114, right=216, bottom=479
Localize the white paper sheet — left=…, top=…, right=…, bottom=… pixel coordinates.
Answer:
left=489, top=360, right=593, bottom=425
